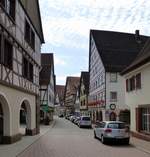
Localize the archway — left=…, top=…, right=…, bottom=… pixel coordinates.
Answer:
left=0, top=94, right=11, bottom=144
left=19, top=100, right=31, bottom=135
left=0, top=103, right=3, bottom=143
left=109, top=112, right=116, bottom=121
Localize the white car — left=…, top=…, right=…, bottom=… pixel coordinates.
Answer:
left=78, top=116, right=92, bottom=128
left=94, top=121, right=130, bottom=144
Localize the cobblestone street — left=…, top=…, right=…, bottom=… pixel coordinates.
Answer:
left=17, top=117, right=150, bottom=157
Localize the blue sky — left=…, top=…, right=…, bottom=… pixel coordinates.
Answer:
left=39, top=0, right=150, bottom=85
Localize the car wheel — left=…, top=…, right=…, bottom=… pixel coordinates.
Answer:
left=101, top=135, right=106, bottom=144
left=94, top=131, right=97, bottom=138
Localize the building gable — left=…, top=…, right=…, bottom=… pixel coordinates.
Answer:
left=90, top=30, right=149, bottom=72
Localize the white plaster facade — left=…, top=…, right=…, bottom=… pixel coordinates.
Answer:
left=0, top=0, right=43, bottom=143
left=105, top=73, right=129, bottom=120
left=124, top=63, right=150, bottom=132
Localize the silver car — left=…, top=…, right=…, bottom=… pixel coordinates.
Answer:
left=78, top=116, right=92, bottom=128
left=94, top=121, right=130, bottom=144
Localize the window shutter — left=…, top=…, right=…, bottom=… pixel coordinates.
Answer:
left=10, top=0, right=16, bottom=20
left=136, top=107, right=142, bottom=132
left=136, top=73, right=141, bottom=89
left=0, top=35, right=1, bottom=63
left=0, top=0, right=5, bottom=7
left=126, top=79, right=129, bottom=92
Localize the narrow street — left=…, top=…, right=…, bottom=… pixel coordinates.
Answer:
left=18, top=117, right=150, bottom=157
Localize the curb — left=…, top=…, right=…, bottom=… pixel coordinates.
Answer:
left=130, top=138, right=150, bottom=155
left=16, top=119, right=56, bottom=157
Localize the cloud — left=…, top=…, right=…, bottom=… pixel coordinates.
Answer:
left=54, top=56, right=67, bottom=66
left=40, top=0, right=150, bottom=50
left=39, top=0, right=150, bottom=84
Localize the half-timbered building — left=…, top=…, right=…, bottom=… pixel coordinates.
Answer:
left=79, top=72, right=89, bottom=116
left=64, top=77, right=80, bottom=115
left=0, top=0, right=44, bottom=144
left=40, top=53, right=55, bottom=123
left=88, top=29, right=148, bottom=123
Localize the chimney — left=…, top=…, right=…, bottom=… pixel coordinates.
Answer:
left=135, top=30, right=139, bottom=36
left=135, top=30, right=141, bottom=43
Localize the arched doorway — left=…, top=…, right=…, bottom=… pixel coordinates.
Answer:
left=109, top=112, right=116, bottom=121
left=0, top=103, right=3, bottom=143
left=0, top=94, right=11, bottom=144
left=19, top=100, right=31, bottom=135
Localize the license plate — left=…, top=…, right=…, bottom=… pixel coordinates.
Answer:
left=116, top=136, right=123, bottom=139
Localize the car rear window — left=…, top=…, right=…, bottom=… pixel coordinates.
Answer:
left=107, top=123, right=125, bottom=129
left=82, top=117, right=90, bottom=121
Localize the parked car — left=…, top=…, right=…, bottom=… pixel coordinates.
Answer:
left=93, top=121, right=130, bottom=144
left=58, top=114, right=64, bottom=118
left=74, top=116, right=80, bottom=125
left=65, top=114, right=73, bottom=120
left=78, top=116, right=92, bottom=128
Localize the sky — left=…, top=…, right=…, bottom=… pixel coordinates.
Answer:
left=39, top=0, right=150, bottom=85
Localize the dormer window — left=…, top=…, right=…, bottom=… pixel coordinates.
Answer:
left=24, top=20, right=35, bottom=50
left=0, top=0, right=16, bottom=20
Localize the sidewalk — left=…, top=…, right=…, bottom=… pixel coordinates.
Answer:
left=0, top=121, right=55, bottom=157
left=130, top=136, right=150, bottom=154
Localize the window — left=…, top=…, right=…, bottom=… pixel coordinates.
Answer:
left=23, top=57, right=28, bottom=78
left=0, top=35, right=13, bottom=69
left=23, top=57, right=33, bottom=82
left=136, top=73, right=141, bottom=89
left=24, top=20, right=35, bottom=50
left=25, top=20, right=30, bottom=43
left=4, top=39, right=13, bottom=69
left=110, top=92, right=117, bottom=101
left=0, top=0, right=5, bottom=7
left=0, top=0, right=16, bottom=20
left=107, top=123, right=125, bottom=129
left=110, top=73, right=117, bottom=82
left=129, top=76, right=135, bottom=91
left=29, top=62, right=33, bottom=81
left=0, top=35, right=1, bottom=63
left=126, top=79, right=129, bottom=92
left=31, top=30, right=35, bottom=50
left=141, top=107, right=150, bottom=133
